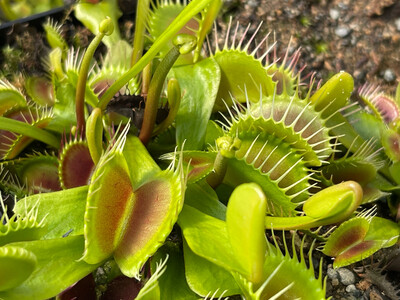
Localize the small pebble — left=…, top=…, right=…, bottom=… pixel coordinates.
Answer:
left=395, top=18, right=400, bottom=32
left=331, top=278, right=340, bottom=286
left=246, top=0, right=258, bottom=8
left=383, top=69, right=396, bottom=82
left=329, top=9, right=340, bottom=20
left=335, top=26, right=351, bottom=38
left=345, top=284, right=357, bottom=293
left=327, top=266, right=338, bottom=279
left=337, top=268, right=356, bottom=285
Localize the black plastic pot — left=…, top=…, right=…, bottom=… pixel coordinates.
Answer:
left=0, top=4, right=72, bottom=46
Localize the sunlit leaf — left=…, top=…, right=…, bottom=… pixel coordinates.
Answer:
left=170, top=57, right=221, bottom=149
left=0, top=246, right=36, bottom=291
left=0, top=236, right=99, bottom=300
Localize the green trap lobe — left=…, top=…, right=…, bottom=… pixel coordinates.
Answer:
left=21, top=158, right=61, bottom=193
left=114, top=178, right=173, bottom=272
left=84, top=162, right=134, bottom=264
left=334, top=240, right=378, bottom=267
left=181, top=151, right=216, bottom=184
left=60, top=142, right=95, bottom=188
left=323, top=220, right=368, bottom=257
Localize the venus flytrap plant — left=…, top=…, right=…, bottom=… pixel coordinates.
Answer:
left=265, top=181, right=363, bottom=230
left=2, top=0, right=400, bottom=298
left=323, top=210, right=400, bottom=268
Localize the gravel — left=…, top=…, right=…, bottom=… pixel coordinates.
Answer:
left=337, top=268, right=356, bottom=286
left=396, top=18, right=400, bottom=31
left=329, top=8, right=340, bottom=20
left=383, top=69, right=396, bottom=82
left=335, top=26, right=352, bottom=37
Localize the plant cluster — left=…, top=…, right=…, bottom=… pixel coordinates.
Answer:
left=0, top=0, right=64, bottom=22
left=0, top=0, right=400, bottom=299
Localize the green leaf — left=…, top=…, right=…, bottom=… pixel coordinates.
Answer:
left=193, top=0, right=222, bottom=62
left=147, top=1, right=186, bottom=61
left=178, top=205, right=242, bottom=274
left=130, top=0, right=150, bottom=66
left=151, top=243, right=199, bottom=300
left=13, top=186, right=88, bottom=239
left=170, top=57, right=221, bottom=149
left=204, top=120, right=224, bottom=147
left=0, top=236, right=100, bottom=300
left=183, top=239, right=240, bottom=297
left=86, top=108, right=104, bottom=165
left=226, top=183, right=267, bottom=284
left=48, top=79, right=77, bottom=132
left=74, top=0, right=122, bottom=48
left=123, top=135, right=161, bottom=188
left=0, top=246, right=36, bottom=291
left=103, top=40, right=133, bottom=68
left=98, top=0, right=215, bottom=109
left=184, top=180, right=226, bottom=221
left=0, top=117, right=59, bottom=150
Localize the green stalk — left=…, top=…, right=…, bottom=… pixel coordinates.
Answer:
left=98, top=0, right=213, bottom=111
left=207, top=136, right=242, bottom=188
left=139, top=35, right=196, bottom=144
left=206, top=152, right=229, bottom=189
left=75, top=17, right=114, bottom=135
left=193, top=0, right=222, bottom=63
left=139, top=47, right=179, bottom=145
left=130, top=0, right=150, bottom=67
left=0, top=117, right=59, bottom=148
left=141, top=62, right=152, bottom=97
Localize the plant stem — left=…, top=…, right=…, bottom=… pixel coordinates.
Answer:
left=207, top=136, right=242, bottom=188
left=0, top=117, right=59, bottom=148
left=139, top=47, right=180, bottom=145
left=206, top=152, right=228, bottom=188
left=98, top=0, right=213, bottom=111
left=76, top=17, right=113, bottom=135
left=75, top=34, right=105, bottom=135
left=130, top=0, right=150, bottom=67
